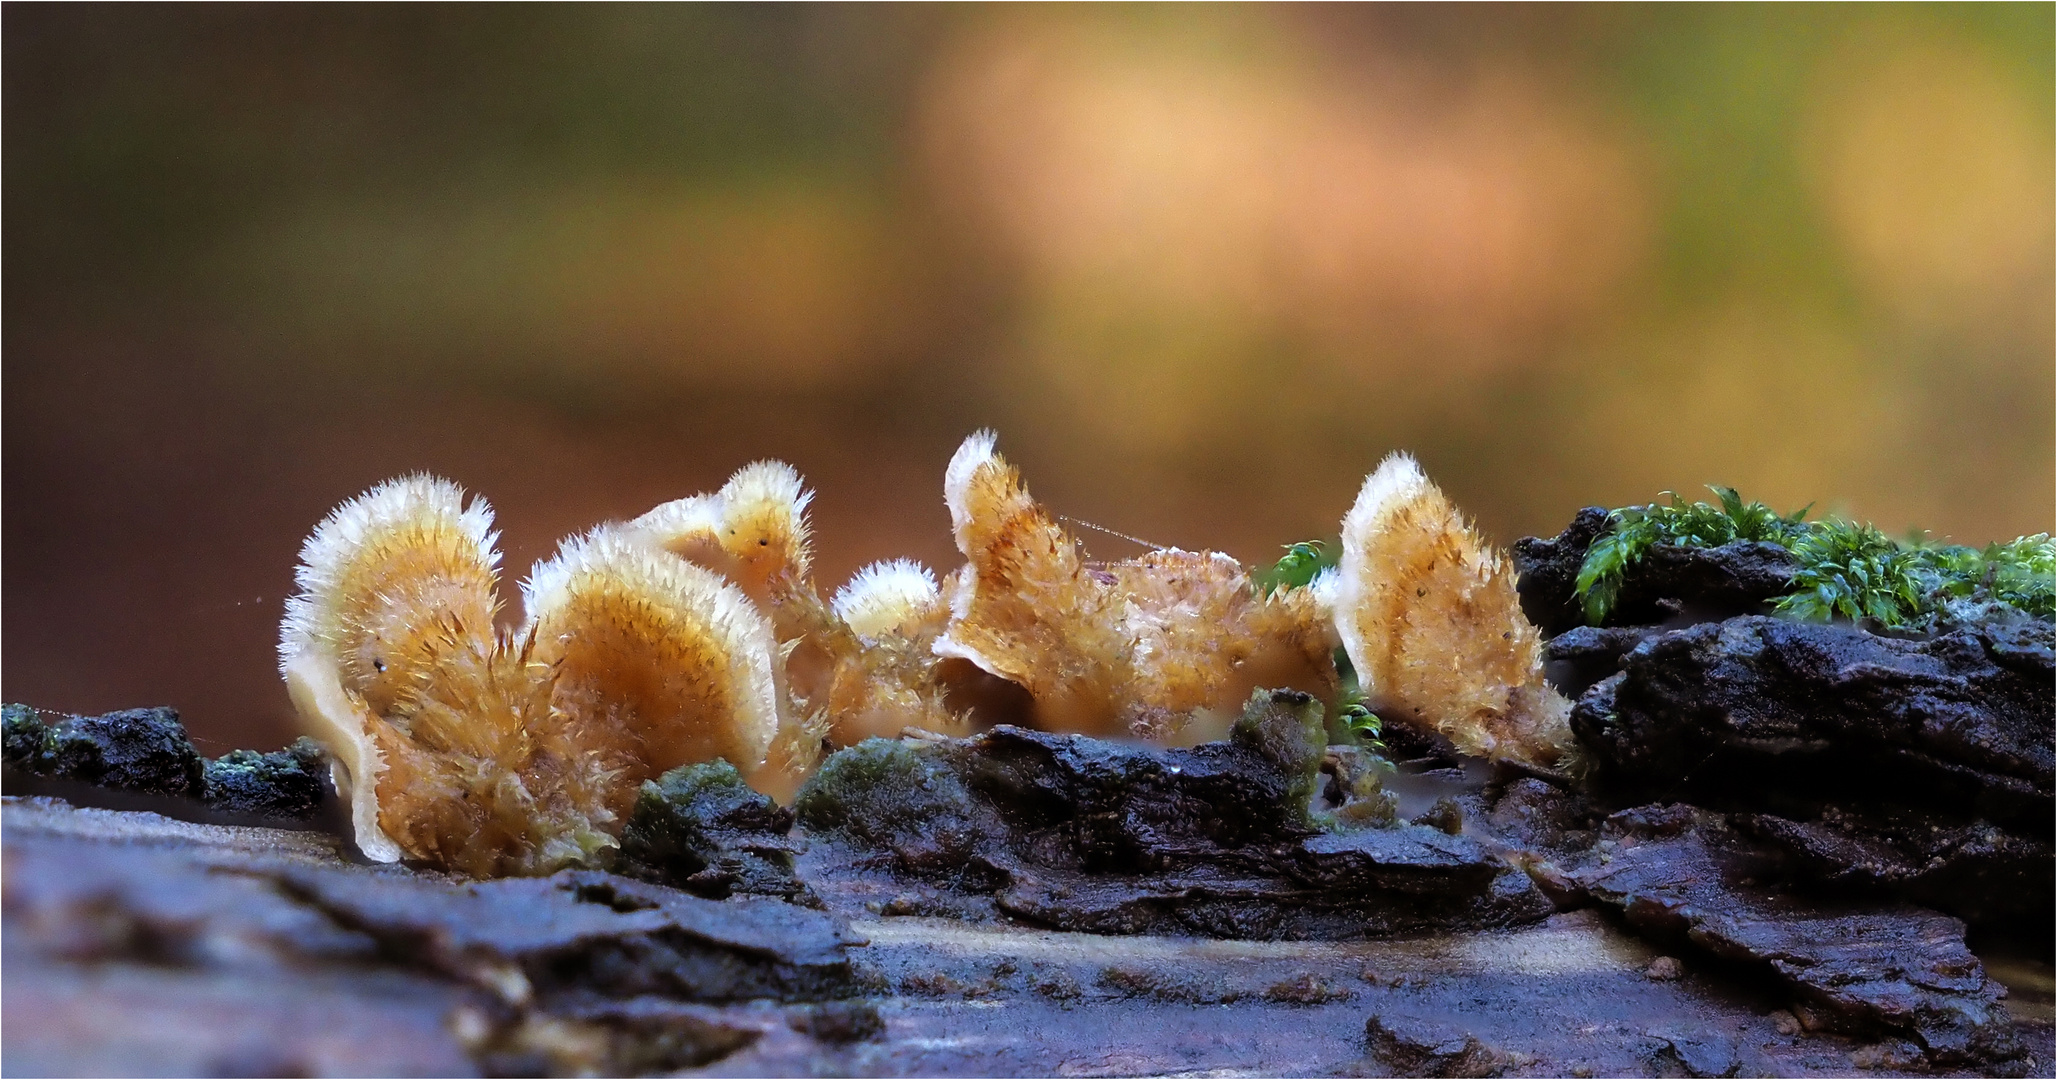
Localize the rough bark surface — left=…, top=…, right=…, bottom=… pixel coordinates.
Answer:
left=14, top=796, right=2047, bottom=1078
left=4, top=703, right=326, bottom=820
left=1564, top=615, right=2054, bottom=930
left=1571, top=617, right=2052, bottom=818
left=1554, top=806, right=2022, bottom=1069
left=794, top=696, right=1553, bottom=940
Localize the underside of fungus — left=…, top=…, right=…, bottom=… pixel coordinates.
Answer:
left=282, top=436, right=1570, bottom=876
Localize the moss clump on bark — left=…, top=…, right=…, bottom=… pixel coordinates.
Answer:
left=616, top=759, right=810, bottom=902
left=794, top=738, right=979, bottom=871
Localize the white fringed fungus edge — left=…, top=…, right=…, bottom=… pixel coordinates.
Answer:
left=1334, top=452, right=1431, bottom=691
left=522, top=524, right=785, bottom=772
left=833, top=559, right=941, bottom=641
left=934, top=429, right=1013, bottom=677
left=278, top=474, right=497, bottom=674
left=628, top=493, right=725, bottom=547
left=943, top=429, right=1000, bottom=544
left=278, top=474, right=491, bottom=863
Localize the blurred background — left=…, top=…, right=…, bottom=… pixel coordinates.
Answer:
left=6, top=4, right=2052, bottom=753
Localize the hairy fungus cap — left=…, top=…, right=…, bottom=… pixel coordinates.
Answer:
left=934, top=431, right=1335, bottom=743
left=523, top=524, right=785, bottom=775
left=627, top=461, right=970, bottom=780
left=932, top=431, right=1132, bottom=733
left=815, top=559, right=961, bottom=749
left=280, top=474, right=501, bottom=714
left=631, top=460, right=815, bottom=608
left=942, top=428, right=1001, bottom=544
left=282, top=476, right=813, bottom=875
left=1335, top=453, right=1571, bottom=766
left=832, top=559, right=945, bottom=642
left=278, top=475, right=504, bottom=864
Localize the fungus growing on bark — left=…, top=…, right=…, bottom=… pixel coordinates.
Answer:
left=625, top=461, right=840, bottom=801
left=633, top=466, right=969, bottom=757
left=282, top=464, right=986, bottom=872
left=932, top=431, right=1336, bottom=743
left=281, top=476, right=790, bottom=874
left=823, top=559, right=967, bottom=745
left=1332, top=453, right=1572, bottom=767
left=282, top=439, right=1589, bottom=875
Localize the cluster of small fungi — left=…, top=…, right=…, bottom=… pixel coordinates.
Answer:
left=281, top=432, right=1572, bottom=876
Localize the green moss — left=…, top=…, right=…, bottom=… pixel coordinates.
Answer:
left=1254, top=539, right=1336, bottom=597
left=616, top=759, right=807, bottom=900
left=1575, top=486, right=1811, bottom=623
left=1229, top=689, right=1329, bottom=825
left=205, top=736, right=323, bottom=776
left=1782, top=528, right=2057, bottom=630
left=1, top=705, right=204, bottom=798
left=1308, top=659, right=1399, bottom=832
left=1572, top=487, right=2054, bottom=631
left=1318, top=744, right=1400, bottom=831
left=1981, top=534, right=2056, bottom=619
left=1772, top=520, right=1929, bottom=626
left=201, top=736, right=327, bottom=818
left=1255, top=540, right=1396, bottom=771
left=3, top=703, right=49, bottom=767
left=621, top=759, right=762, bottom=866
left=793, top=738, right=976, bottom=857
